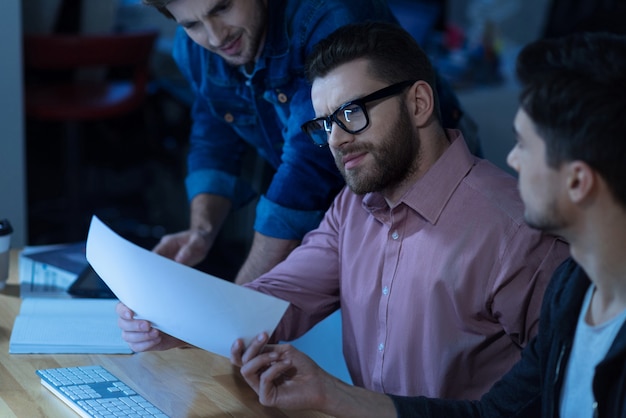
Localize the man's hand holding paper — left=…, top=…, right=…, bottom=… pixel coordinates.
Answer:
left=116, top=302, right=187, bottom=352
left=86, top=216, right=290, bottom=358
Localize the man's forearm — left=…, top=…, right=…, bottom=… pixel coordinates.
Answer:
left=189, top=193, right=232, bottom=238
left=235, top=232, right=300, bottom=284
left=320, top=379, right=397, bottom=418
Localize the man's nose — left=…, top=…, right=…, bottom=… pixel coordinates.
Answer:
left=204, top=21, right=227, bottom=48
left=506, top=148, right=519, bottom=173
left=328, top=124, right=354, bottom=149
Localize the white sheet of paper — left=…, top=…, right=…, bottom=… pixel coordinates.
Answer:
left=85, top=216, right=290, bottom=358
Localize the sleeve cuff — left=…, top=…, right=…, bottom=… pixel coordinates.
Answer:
left=254, top=195, right=326, bottom=240
left=185, top=169, right=256, bottom=209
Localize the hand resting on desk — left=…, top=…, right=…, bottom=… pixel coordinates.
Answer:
left=230, top=332, right=330, bottom=410
left=116, top=302, right=188, bottom=352
left=230, top=332, right=396, bottom=417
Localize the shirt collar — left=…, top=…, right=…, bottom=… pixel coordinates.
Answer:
left=362, top=130, right=476, bottom=224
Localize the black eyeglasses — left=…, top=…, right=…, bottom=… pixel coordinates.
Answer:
left=301, top=80, right=416, bottom=146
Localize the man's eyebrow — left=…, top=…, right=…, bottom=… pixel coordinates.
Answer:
left=209, top=0, right=230, bottom=13
left=177, top=0, right=229, bottom=26
left=331, top=93, right=368, bottom=111
left=177, top=14, right=203, bottom=27
left=512, top=125, right=524, bottom=143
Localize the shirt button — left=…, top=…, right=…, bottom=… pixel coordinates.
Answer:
left=224, top=113, right=234, bottom=123
left=277, top=92, right=288, bottom=103
left=378, top=343, right=384, bottom=352
left=391, top=231, right=399, bottom=240
left=382, top=286, right=389, bottom=295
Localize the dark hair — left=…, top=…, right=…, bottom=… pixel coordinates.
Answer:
left=305, top=21, right=441, bottom=121
left=516, top=32, right=626, bottom=208
left=142, top=0, right=174, bottom=19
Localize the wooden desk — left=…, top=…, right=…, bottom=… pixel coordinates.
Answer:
left=0, top=250, right=331, bottom=417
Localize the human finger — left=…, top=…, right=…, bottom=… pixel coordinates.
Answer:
left=241, top=332, right=270, bottom=364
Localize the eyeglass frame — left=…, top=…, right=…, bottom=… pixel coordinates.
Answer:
left=301, top=79, right=417, bottom=147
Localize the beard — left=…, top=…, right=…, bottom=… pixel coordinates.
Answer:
left=336, top=104, right=420, bottom=195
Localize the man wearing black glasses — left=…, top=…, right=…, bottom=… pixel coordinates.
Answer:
left=118, top=22, right=569, bottom=401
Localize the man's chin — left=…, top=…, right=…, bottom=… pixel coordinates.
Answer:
left=212, top=47, right=253, bottom=67
left=523, top=214, right=543, bottom=231
left=523, top=215, right=562, bottom=234
left=344, top=177, right=368, bottom=196
left=222, top=55, right=252, bottom=68
left=345, top=175, right=382, bottom=196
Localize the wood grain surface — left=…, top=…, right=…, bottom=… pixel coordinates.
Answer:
left=0, top=250, right=331, bottom=418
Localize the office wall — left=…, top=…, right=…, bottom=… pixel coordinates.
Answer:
left=448, top=0, right=549, bottom=46
left=0, top=1, right=26, bottom=247
left=450, top=0, right=550, bottom=174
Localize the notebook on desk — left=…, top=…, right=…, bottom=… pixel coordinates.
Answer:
left=9, top=298, right=132, bottom=354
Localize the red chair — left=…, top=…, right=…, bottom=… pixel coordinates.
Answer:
left=23, top=30, right=159, bottom=240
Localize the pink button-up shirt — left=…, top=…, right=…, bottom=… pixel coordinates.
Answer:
left=246, top=131, right=569, bottom=399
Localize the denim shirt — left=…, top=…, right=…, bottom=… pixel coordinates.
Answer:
left=172, top=0, right=399, bottom=240
left=172, top=0, right=455, bottom=240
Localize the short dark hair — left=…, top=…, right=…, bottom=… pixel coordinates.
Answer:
left=142, top=0, right=174, bottom=19
left=516, top=32, right=626, bottom=208
left=305, top=21, right=441, bottom=121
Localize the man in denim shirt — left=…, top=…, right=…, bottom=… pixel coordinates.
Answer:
left=142, top=0, right=470, bottom=284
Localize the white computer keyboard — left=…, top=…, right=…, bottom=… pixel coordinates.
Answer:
left=36, top=365, right=169, bottom=418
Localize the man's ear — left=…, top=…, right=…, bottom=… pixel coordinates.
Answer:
left=567, top=161, right=595, bottom=203
left=409, top=81, right=435, bottom=127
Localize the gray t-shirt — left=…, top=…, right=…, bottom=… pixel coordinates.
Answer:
left=560, top=285, right=626, bottom=417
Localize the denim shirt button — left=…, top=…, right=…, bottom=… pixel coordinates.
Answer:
left=277, top=92, right=288, bottom=103
left=224, top=113, right=234, bottom=123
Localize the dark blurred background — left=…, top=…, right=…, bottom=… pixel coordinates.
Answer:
left=18, top=0, right=626, bottom=279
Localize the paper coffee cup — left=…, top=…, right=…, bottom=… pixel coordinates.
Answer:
left=0, top=219, right=13, bottom=289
